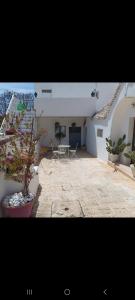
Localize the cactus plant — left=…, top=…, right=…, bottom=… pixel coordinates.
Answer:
left=124, top=151, right=135, bottom=167
left=106, top=135, right=130, bottom=155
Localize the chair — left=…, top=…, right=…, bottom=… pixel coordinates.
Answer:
left=50, top=140, right=58, bottom=159
left=52, top=150, right=59, bottom=159
left=58, top=150, right=66, bottom=159
left=69, top=143, right=78, bottom=158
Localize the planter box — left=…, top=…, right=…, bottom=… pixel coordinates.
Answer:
left=120, top=146, right=131, bottom=166
left=0, top=172, right=23, bottom=202
left=0, top=171, right=39, bottom=217
left=130, top=164, right=135, bottom=177
left=109, top=154, right=119, bottom=163
left=2, top=199, right=34, bottom=218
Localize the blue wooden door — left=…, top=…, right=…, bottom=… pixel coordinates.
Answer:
left=69, top=127, right=81, bottom=148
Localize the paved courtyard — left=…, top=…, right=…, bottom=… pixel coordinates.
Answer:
left=35, top=151, right=135, bottom=217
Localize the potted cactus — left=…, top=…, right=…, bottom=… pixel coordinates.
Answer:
left=106, top=135, right=130, bottom=163
left=124, top=151, right=135, bottom=177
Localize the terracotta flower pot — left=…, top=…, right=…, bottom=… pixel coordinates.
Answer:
left=2, top=198, right=34, bottom=218
left=5, top=128, right=16, bottom=135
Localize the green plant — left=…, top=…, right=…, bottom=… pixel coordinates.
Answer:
left=55, top=131, right=66, bottom=144
left=124, top=151, right=135, bottom=167
left=106, top=135, right=130, bottom=155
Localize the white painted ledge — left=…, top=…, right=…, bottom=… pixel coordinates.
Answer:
left=0, top=172, right=39, bottom=202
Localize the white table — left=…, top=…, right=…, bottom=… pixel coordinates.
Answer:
left=58, top=145, right=71, bottom=157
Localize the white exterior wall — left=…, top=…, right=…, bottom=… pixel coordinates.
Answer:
left=110, top=97, right=135, bottom=164
left=35, top=83, right=135, bottom=162
left=35, top=98, right=96, bottom=117
left=34, top=83, right=120, bottom=117
left=37, top=117, right=85, bottom=146
left=110, top=98, right=135, bottom=143
left=6, top=95, right=20, bottom=114
left=86, top=85, right=133, bottom=161
left=86, top=97, right=135, bottom=162
left=0, top=173, right=39, bottom=202
left=0, top=172, right=23, bottom=202
left=95, top=83, right=119, bottom=111
left=126, top=83, right=135, bottom=97
left=86, top=118, right=109, bottom=160
left=35, top=83, right=97, bottom=98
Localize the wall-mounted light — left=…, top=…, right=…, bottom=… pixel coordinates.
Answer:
left=91, top=83, right=99, bottom=99
left=91, top=89, right=96, bottom=97
left=91, top=89, right=99, bottom=99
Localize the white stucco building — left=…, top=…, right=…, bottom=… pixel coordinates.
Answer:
left=34, top=82, right=135, bottom=165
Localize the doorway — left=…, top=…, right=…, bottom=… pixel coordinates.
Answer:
left=69, top=127, right=81, bottom=148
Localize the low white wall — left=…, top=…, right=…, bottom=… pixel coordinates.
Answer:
left=29, top=174, right=39, bottom=195
left=0, top=174, right=6, bottom=202
left=35, top=97, right=96, bottom=117
left=0, top=172, right=23, bottom=202
left=86, top=118, right=110, bottom=160
left=0, top=173, right=39, bottom=202
left=110, top=98, right=135, bottom=165
left=37, top=117, right=86, bottom=146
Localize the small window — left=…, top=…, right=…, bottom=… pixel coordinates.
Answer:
left=97, top=129, right=103, bottom=137
left=42, top=89, right=52, bottom=93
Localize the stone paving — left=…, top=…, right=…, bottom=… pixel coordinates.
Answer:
left=35, top=151, right=135, bottom=217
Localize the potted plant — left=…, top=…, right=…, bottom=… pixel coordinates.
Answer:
left=106, top=135, right=130, bottom=163
left=71, top=122, right=76, bottom=127
left=124, top=151, right=135, bottom=177
left=0, top=112, right=44, bottom=217
left=55, top=132, right=66, bottom=144
left=55, top=122, right=60, bottom=127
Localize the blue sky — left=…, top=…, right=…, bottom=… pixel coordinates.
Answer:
left=0, top=82, right=34, bottom=93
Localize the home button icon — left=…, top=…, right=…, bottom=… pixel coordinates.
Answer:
left=64, top=289, right=71, bottom=296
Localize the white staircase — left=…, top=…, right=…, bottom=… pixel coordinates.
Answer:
left=92, top=83, right=126, bottom=120
left=0, top=94, right=36, bottom=134
left=111, top=83, right=125, bottom=105
left=18, top=110, right=36, bottom=133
